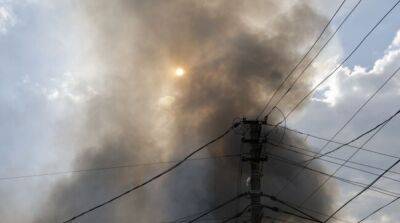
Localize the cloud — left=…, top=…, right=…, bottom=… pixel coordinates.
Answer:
left=389, top=30, right=400, bottom=49
left=49, top=72, right=97, bottom=103
left=312, top=30, right=400, bottom=106
left=292, top=29, right=400, bottom=222
left=24, top=72, right=98, bottom=103
left=0, top=5, right=15, bottom=34
left=379, top=215, right=393, bottom=223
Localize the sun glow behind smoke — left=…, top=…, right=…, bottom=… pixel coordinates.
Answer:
left=175, top=67, right=185, bottom=76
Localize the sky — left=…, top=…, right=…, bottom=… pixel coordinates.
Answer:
left=0, top=0, right=400, bottom=222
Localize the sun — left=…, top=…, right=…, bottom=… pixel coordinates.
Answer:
left=175, top=67, right=185, bottom=77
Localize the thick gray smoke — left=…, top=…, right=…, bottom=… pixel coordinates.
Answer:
left=35, top=1, right=337, bottom=222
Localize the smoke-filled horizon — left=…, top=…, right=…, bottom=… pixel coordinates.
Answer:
left=34, top=1, right=337, bottom=222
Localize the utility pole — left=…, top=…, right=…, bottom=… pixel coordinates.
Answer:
left=241, top=118, right=268, bottom=223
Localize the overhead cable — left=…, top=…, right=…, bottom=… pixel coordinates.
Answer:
left=63, top=123, right=240, bottom=223
left=267, top=0, right=363, bottom=117
left=267, top=140, right=400, bottom=184
left=357, top=197, right=400, bottom=223
left=262, top=204, right=322, bottom=222
left=256, top=0, right=349, bottom=119
left=285, top=0, right=400, bottom=118
left=303, top=109, right=400, bottom=162
left=188, top=193, right=247, bottom=223
left=323, top=158, right=400, bottom=222
left=267, top=152, right=400, bottom=198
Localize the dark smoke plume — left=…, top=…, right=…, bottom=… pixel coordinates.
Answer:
left=35, top=1, right=337, bottom=222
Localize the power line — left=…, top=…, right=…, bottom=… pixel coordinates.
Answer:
left=276, top=58, right=400, bottom=187
left=261, top=193, right=321, bottom=222
left=270, top=139, right=400, bottom=176
left=267, top=0, right=363, bottom=117
left=174, top=207, right=250, bottom=223
left=165, top=201, right=249, bottom=223
left=279, top=126, right=400, bottom=160
left=323, top=158, right=400, bottom=222
left=357, top=197, right=399, bottom=223
left=262, top=204, right=322, bottom=223
left=285, top=0, right=400, bottom=118
left=167, top=150, right=386, bottom=223
left=62, top=124, right=240, bottom=223
left=255, top=0, right=348, bottom=119
left=271, top=108, right=400, bottom=202
left=178, top=118, right=321, bottom=223
left=164, top=210, right=204, bottom=223
left=220, top=205, right=250, bottom=223
left=262, top=215, right=288, bottom=222
left=267, top=140, right=400, bottom=184
left=188, top=193, right=247, bottom=223
left=298, top=121, right=389, bottom=210
left=277, top=201, right=353, bottom=223
left=303, top=109, right=400, bottom=162
left=164, top=198, right=240, bottom=223
left=262, top=205, right=353, bottom=223
left=306, top=54, right=400, bottom=160
left=264, top=194, right=354, bottom=223
left=0, top=154, right=241, bottom=182
left=264, top=106, right=288, bottom=142
left=283, top=63, right=400, bottom=210
left=194, top=194, right=324, bottom=223
left=267, top=152, right=400, bottom=198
